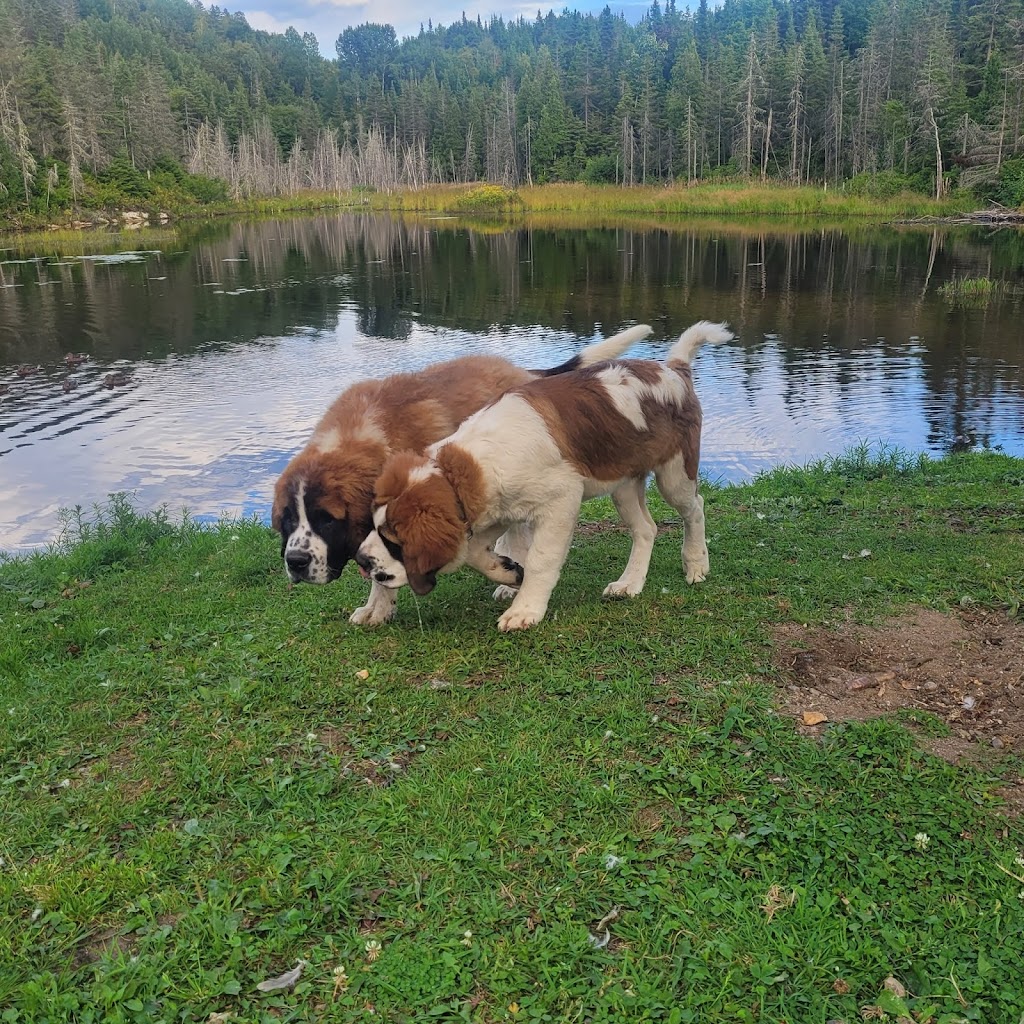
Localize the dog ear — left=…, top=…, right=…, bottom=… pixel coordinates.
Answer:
left=434, top=444, right=487, bottom=523
left=394, top=480, right=465, bottom=589
left=271, top=478, right=287, bottom=532
left=318, top=494, right=347, bottom=521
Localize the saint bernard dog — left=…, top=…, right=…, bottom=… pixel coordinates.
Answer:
left=272, top=325, right=652, bottom=626
left=355, top=320, right=733, bottom=631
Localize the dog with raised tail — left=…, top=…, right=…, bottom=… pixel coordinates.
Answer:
left=356, top=320, right=733, bottom=630
left=272, top=324, right=652, bottom=626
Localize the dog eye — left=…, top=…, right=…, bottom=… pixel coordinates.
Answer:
left=380, top=533, right=403, bottom=561
left=312, top=508, right=336, bottom=529
left=280, top=508, right=296, bottom=534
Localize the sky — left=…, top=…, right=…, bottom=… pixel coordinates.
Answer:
left=236, top=0, right=650, bottom=56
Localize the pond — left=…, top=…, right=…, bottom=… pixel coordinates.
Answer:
left=1, top=213, right=1023, bottom=551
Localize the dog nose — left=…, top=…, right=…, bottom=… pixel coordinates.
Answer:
left=354, top=550, right=371, bottom=571
left=286, top=550, right=311, bottom=571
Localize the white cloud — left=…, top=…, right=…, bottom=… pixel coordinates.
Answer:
left=233, top=0, right=633, bottom=55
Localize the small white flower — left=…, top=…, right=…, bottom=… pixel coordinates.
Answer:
left=365, top=939, right=382, bottom=961
left=332, top=963, right=350, bottom=996
left=31, top=907, right=43, bottom=922
left=914, top=832, right=930, bottom=851
left=305, top=732, right=317, bottom=743
left=603, top=730, right=614, bottom=740
left=604, top=854, right=623, bottom=870
left=58, top=779, right=71, bottom=788
left=461, top=930, right=473, bottom=946
left=1015, top=854, right=1024, bottom=867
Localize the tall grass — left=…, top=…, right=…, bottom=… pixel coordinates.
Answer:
left=937, top=275, right=1019, bottom=306
left=368, top=181, right=973, bottom=219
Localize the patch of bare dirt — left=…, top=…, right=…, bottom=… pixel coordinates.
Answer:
left=774, top=608, right=1024, bottom=765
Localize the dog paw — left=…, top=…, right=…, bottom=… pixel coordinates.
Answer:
left=492, top=585, right=518, bottom=602
left=497, top=607, right=543, bottom=631
left=603, top=580, right=644, bottom=598
left=685, top=564, right=709, bottom=585
left=349, top=604, right=395, bottom=627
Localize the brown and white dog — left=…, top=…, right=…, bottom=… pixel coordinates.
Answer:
left=272, top=325, right=652, bottom=626
left=356, top=321, right=733, bottom=630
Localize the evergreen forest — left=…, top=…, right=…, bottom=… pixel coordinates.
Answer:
left=1, top=0, right=1023, bottom=221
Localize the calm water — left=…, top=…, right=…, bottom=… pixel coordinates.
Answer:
left=1, top=214, right=1023, bottom=551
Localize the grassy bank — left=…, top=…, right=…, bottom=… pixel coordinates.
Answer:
left=2, top=180, right=976, bottom=240
left=370, top=182, right=975, bottom=220
left=1, top=450, right=1022, bottom=1023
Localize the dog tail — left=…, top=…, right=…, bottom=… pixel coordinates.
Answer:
left=536, top=324, right=652, bottom=377
left=666, top=321, right=733, bottom=369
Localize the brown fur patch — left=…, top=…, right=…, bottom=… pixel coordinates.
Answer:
left=523, top=360, right=702, bottom=483
left=375, top=459, right=468, bottom=592
left=435, top=444, right=490, bottom=523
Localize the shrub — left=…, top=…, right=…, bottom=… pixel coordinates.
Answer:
left=450, top=184, right=522, bottom=212
left=846, top=170, right=931, bottom=198
left=995, top=157, right=1024, bottom=208
left=581, top=154, right=617, bottom=184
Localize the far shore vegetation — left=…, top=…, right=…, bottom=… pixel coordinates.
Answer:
left=1, top=447, right=1022, bottom=1022
left=3, top=0, right=1024, bottom=237
left=0, top=179, right=981, bottom=245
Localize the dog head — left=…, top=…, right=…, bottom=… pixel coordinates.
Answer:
left=355, top=451, right=469, bottom=595
left=272, top=447, right=382, bottom=584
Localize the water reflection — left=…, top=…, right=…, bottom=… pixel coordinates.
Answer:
left=1, top=215, right=1022, bottom=550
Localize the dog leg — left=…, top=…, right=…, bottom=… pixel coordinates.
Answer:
left=603, top=476, right=657, bottom=597
left=349, top=580, right=398, bottom=626
left=497, top=499, right=580, bottom=631
left=492, top=522, right=533, bottom=601
left=655, top=456, right=709, bottom=584
left=466, top=544, right=524, bottom=588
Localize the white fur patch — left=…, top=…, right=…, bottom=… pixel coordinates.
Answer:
left=406, top=461, right=440, bottom=485
left=312, top=415, right=386, bottom=453
left=597, top=365, right=688, bottom=432
left=284, top=481, right=332, bottom=583
left=357, top=524, right=409, bottom=590
left=312, top=426, right=342, bottom=452
left=598, top=365, right=648, bottom=430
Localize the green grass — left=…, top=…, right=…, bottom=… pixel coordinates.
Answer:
left=937, top=275, right=1022, bottom=307
left=1, top=451, right=1022, bottom=1023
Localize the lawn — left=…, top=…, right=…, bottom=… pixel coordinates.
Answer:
left=1, top=448, right=1022, bottom=1023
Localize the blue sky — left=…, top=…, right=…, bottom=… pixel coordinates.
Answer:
left=236, top=0, right=650, bottom=56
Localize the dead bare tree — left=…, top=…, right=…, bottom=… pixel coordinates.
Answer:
left=0, top=77, right=36, bottom=203
left=735, top=33, right=765, bottom=177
